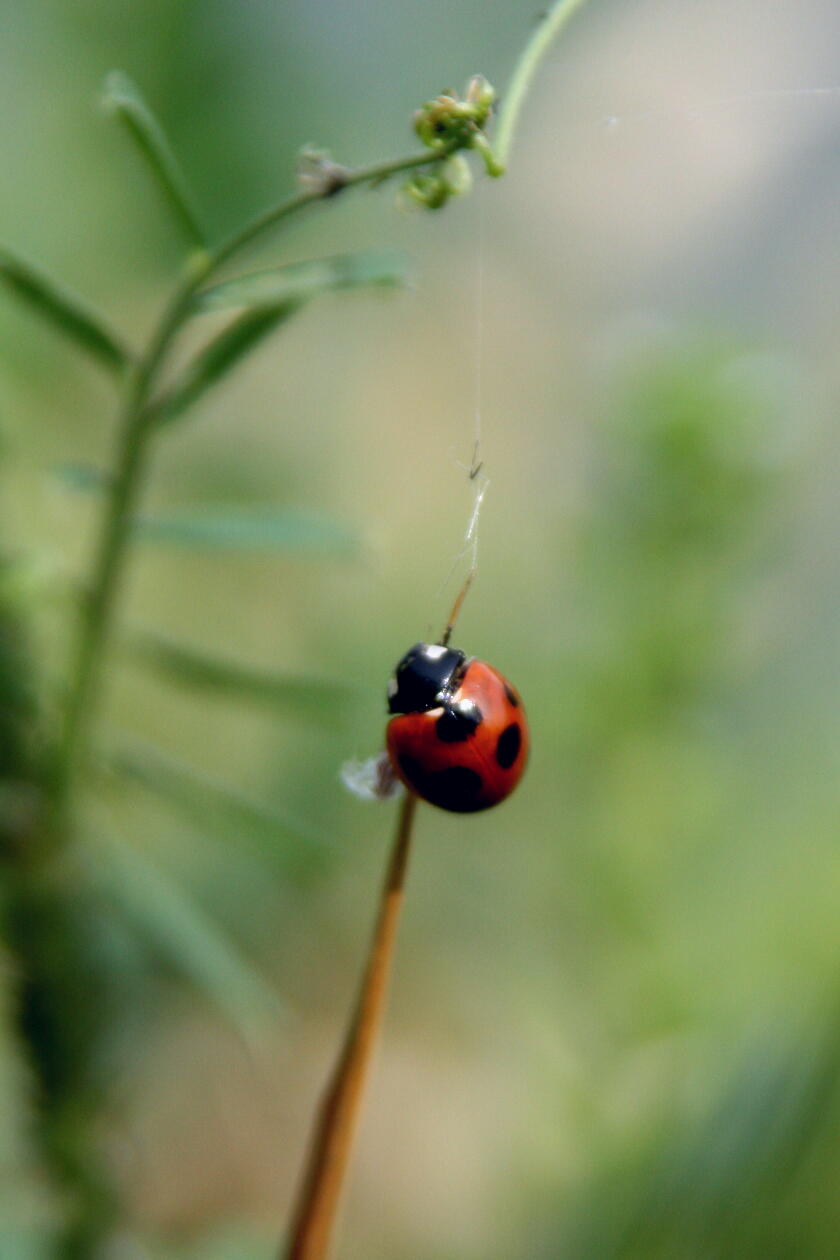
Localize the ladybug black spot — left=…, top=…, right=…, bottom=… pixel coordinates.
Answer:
left=397, top=755, right=484, bottom=812
left=435, top=700, right=482, bottom=743
left=398, top=754, right=426, bottom=787
left=504, top=684, right=520, bottom=708
left=425, top=766, right=483, bottom=812
left=496, top=723, right=521, bottom=770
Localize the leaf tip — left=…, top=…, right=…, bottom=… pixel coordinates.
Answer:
left=100, top=68, right=135, bottom=113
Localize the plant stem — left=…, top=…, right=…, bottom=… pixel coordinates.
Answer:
left=494, top=0, right=593, bottom=168
left=54, top=279, right=198, bottom=809
left=283, top=792, right=419, bottom=1260
left=212, top=148, right=454, bottom=270
left=54, top=147, right=452, bottom=814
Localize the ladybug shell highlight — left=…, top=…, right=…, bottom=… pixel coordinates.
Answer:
left=386, top=645, right=528, bottom=813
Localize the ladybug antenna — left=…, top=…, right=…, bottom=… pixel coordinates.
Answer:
left=441, top=570, right=474, bottom=646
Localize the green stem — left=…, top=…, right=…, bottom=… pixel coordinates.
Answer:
left=494, top=0, right=593, bottom=168
left=55, top=146, right=452, bottom=812
left=55, top=279, right=198, bottom=808
left=211, top=146, right=452, bottom=269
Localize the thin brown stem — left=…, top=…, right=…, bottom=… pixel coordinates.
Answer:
left=283, top=792, right=419, bottom=1260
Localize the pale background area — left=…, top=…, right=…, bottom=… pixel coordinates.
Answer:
left=3, top=1, right=840, bottom=1256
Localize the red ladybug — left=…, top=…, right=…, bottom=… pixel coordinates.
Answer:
left=385, top=642, right=528, bottom=813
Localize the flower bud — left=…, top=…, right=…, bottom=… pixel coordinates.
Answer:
left=401, top=171, right=450, bottom=210
left=441, top=154, right=473, bottom=198
left=465, top=74, right=496, bottom=120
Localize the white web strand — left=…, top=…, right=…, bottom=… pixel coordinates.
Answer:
left=468, top=185, right=489, bottom=577
left=464, top=184, right=489, bottom=578
left=472, top=184, right=486, bottom=472
left=464, top=474, right=488, bottom=573
left=438, top=187, right=490, bottom=614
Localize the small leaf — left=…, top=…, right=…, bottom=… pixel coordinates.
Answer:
left=102, top=70, right=206, bottom=249
left=123, top=627, right=360, bottom=722
left=131, top=504, right=360, bottom=555
left=0, top=247, right=130, bottom=371
left=110, top=739, right=329, bottom=852
left=194, top=251, right=407, bottom=313
left=89, top=827, right=283, bottom=1046
left=152, top=301, right=301, bottom=425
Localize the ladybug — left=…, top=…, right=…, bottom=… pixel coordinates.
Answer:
left=385, top=642, right=528, bottom=813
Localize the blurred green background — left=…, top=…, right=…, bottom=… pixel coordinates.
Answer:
left=3, top=1, right=840, bottom=1257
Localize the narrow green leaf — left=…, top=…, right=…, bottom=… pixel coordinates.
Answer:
left=102, top=70, right=206, bottom=248
left=89, top=827, right=283, bottom=1045
left=110, top=739, right=329, bottom=852
left=123, top=627, right=360, bottom=722
left=131, top=504, right=360, bottom=555
left=152, top=300, right=301, bottom=425
left=0, top=247, right=130, bottom=371
left=194, top=251, right=407, bottom=313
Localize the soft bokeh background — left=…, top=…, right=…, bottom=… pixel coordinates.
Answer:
left=3, top=0, right=840, bottom=1256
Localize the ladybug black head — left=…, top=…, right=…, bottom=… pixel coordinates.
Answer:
left=387, top=642, right=466, bottom=714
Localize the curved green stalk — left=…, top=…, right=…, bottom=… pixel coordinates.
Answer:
left=494, top=0, right=593, bottom=169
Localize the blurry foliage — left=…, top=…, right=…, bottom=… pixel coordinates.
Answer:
left=0, top=558, right=41, bottom=792
left=577, top=343, right=790, bottom=744
left=0, top=28, right=504, bottom=1260
left=0, top=5, right=838, bottom=1260
left=518, top=342, right=840, bottom=1260
left=548, top=1010, right=840, bottom=1260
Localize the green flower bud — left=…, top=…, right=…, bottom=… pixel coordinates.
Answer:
left=401, top=172, right=450, bottom=210
left=413, top=77, right=498, bottom=153
left=465, top=74, right=496, bottom=121
left=441, top=154, right=473, bottom=198
left=471, top=132, right=505, bottom=178
left=413, top=94, right=469, bottom=150
left=404, top=74, right=502, bottom=209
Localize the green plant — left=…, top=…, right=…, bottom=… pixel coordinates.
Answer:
left=0, top=3, right=593, bottom=1257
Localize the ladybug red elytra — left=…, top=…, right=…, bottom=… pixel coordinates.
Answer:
left=385, top=642, right=528, bottom=813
